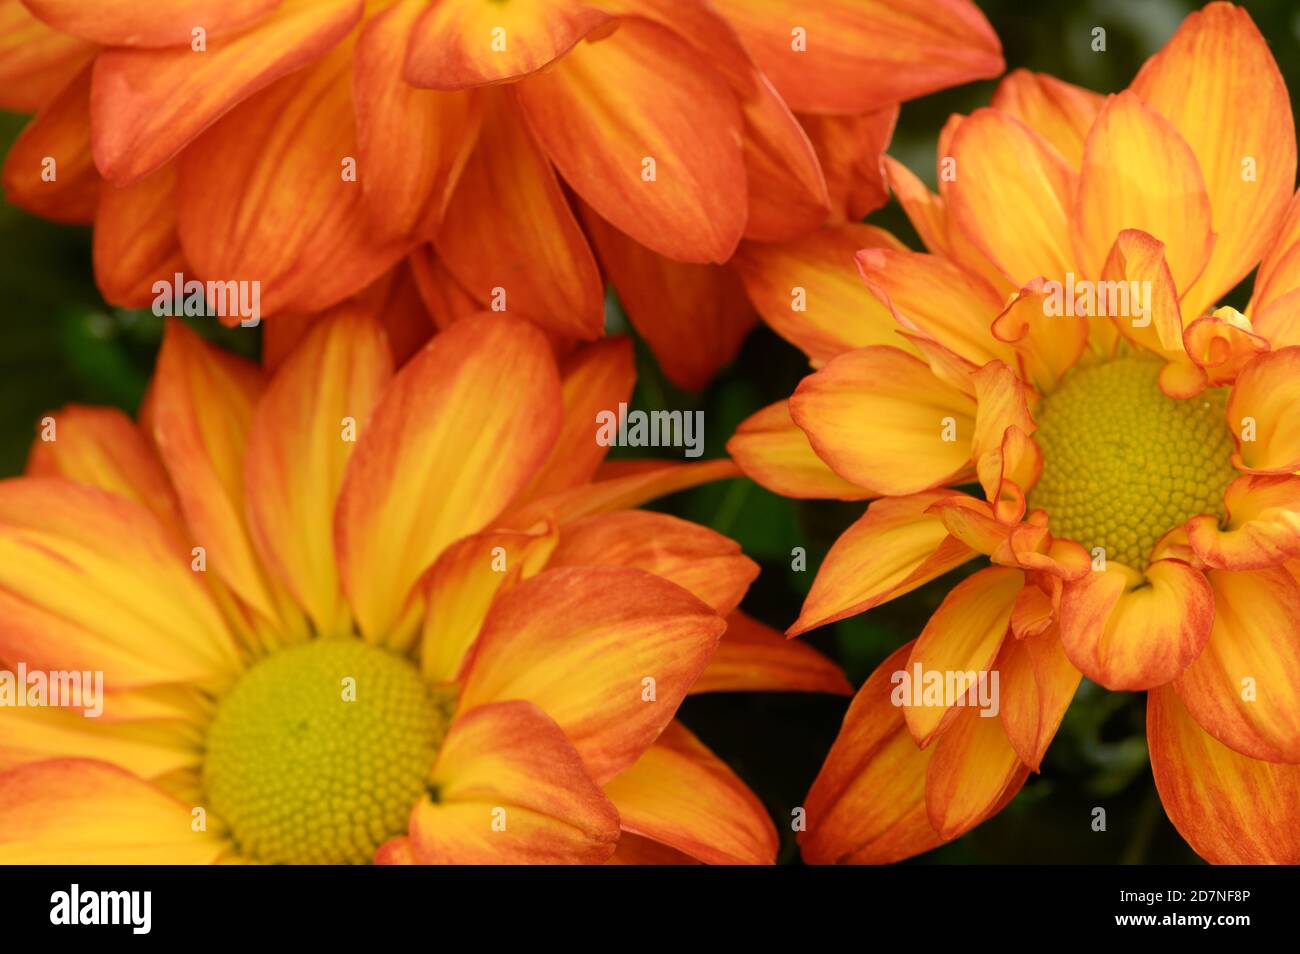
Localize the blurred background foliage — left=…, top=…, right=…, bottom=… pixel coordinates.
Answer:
left=5, top=0, right=1297, bottom=864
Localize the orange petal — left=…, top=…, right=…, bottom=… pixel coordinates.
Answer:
left=1058, top=559, right=1213, bottom=690
left=245, top=311, right=393, bottom=638
left=733, top=223, right=908, bottom=364
left=709, top=0, right=1003, bottom=114
left=335, top=316, right=561, bottom=642
left=420, top=523, right=558, bottom=685
left=969, top=361, right=1036, bottom=503
left=547, top=510, right=757, bottom=617
left=25, top=0, right=278, bottom=47
left=800, top=642, right=943, bottom=865
left=408, top=244, right=482, bottom=331
left=1098, top=228, right=1185, bottom=360
left=996, top=624, right=1080, bottom=772
left=740, top=76, right=832, bottom=242
left=855, top=247, right=1011, bottom=368
left=903, top=565, right=1023, bottom=746
left=581, top=204, right=755, bottom=390
left=25, top=403, right=184, bottom=537
left=353, top=0, right=481, bottom=242
left=436, top=90, right=602, bottom=340
left=1172, top=567, right=1300, bottom=763
left=947, top=108, right=1076, bottom=288
left=93, top=163, right=185, bottom=308
left=500, top=458, right=741, bottom=530
left=799, top=107, right=896, bottom=225
left=990, top=277, right=1089, bottom=393
left=0, top=759, right=227, bottom=863
left=790, top=345, right=976, bottom=496
left=988, top=69, right=1103, bottom=168
left=147, top=321, right=283, bottom=625
left=1073, top=91, right=1213, bottom=295
left=176, top=43, right=412, bottom=316
left=1, top=65, right=97, bottom=223
left=882, top=155, right=952, bottom=260
left=1148, top=684, right=1300, bottom=864
left=925, top=702, right=1028, bottom=841
left=90, top=0, right=362, bottom=184
left=514, top=18, right=746, bottom=264
left=0, top=0, right=96, bottom=112
left=411, top=700, right=619, bottom=864
left=692, top=611, right=852, bottom=696
left=606, top=832, right=697, bottom=865
left=1181, top=307, right=1269, bottom=389
left=516, top=337, right=635, bottom=503
left=1249, top=187, right=1300, bottom=324
left=727, top=399, right=874, bottom=501
left=1129, top=2, right=1296, bottom=322
left=1187, top=474, right=1300, bottom=570
left=603, top=721, right=777, bottom=864
left=402, top=0, right=611, bottom=90
left=791, top=491, right=976, bottom=636
left=458, top=566, right=724, bottom=783
left=1226, top=348, right=1300, bottom=473
left=0, top=705, right=200, bottom=778
left=0, top=478, right=240, bottom=689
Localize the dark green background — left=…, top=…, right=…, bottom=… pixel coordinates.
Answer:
left=6, top=0, right=1295, bottom=863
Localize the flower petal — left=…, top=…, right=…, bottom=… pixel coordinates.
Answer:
left=93, top=163, right=186, bottom=308
left=547, top=510, right=757, bottom=617
left=709, top=0, right=1003, bottom=114
left=1172, top=567, right=1300, bottom=763
left=1129, top=2, right=1296, bottom=321
left=1059, top=559, right=1213, bottom=691
left=791, top=491, right=976, bottom=637
left=334, top=316, right=561, bottom=642
left=458, top=566, right=724, bottom=783
left=995, top=624, right=1080, bottom=771
left=733, top=223, right=907, bottom=364
left=0, top=704, right=200, bottom=778
left=0, top=759, right=226, bottom=863
left=798, top=107, right=896, bottom=225
left=740, top=75, right=832, bottom=241
left=800, top=642, right=943, bottom=865
left=24, top=0, right=279, bottom=47
left=1, top=65, right=97, bottom=223
left=177, top=43, right=412, bottom=316
left=1148, top=684, right=1300, bottom=864
left=692, top=611, right=852, bottom=696
left=728, top=399, right=874, bottom=500
left=411, top=700, right=619, bottom=864
left=947, top=108, right=1076, bottom=288
left=0, top=0, right=96, bottom=112
left=1227, top=348, right=1300, bottom=473
left=603, top=720, right=777, bottom=864
left=353, top=0, right=481, bottom=242
left=903, top=566, right=1023, bottom=746
left=0, top=478, right=239, bottom=689
left=514, top=17, right=746, bottom=264
left=925, top=703, right=1028, bottom=841
left=1187, top=474, right=1300, bottom=570
left=245, top=310, right=393, bottom=638
left=581, top=204, right=754, bottom=390
left=90, top=0, right=363, bottom=184
left=989, top=69, right=1103, bottom=168
left=790, top=345, right=976, bottom=496
left=1073, top=91, right=1213, bottom=296
left=402, top=0, right=611, bottom=90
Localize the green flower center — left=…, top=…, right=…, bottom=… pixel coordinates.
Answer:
left=1027, top=353, right=1237, bottom=569
left=203, top=639, right=449, bottom=864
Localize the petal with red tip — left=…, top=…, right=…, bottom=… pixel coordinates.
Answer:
left=996, top=624, right=1080, bottom=772
left=791, top=491, right=976, bottom=637
left=1187, top=474, right=1300, bottom=570
left=800, top=643, right=943, bottom=865
left=1059, top=559, right=1213, bottom=691
left=334, top=316, right=561, bottom=642
left=411, top=700, right=619, bottom=864
left=458, top=566, right=724, bottom=783
left=925, top=703, right=1028, bottom=841
left=1148, top=685, right=1300, bottom=864
left=798, top=107, right=896, bottom=225
left=514, top=18, right=746, bottom=264
left=790, top=345, right=976, bottom=496
left=1173, top=567, right=1300, bottom=763
left=603, top=720, right=777, bottom=864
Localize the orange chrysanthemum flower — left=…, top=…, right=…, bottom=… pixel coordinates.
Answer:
left=0, top=314, right=849, bottom=864
left=730, top=2, right=1300, bottom=864
left=0, top=0, right=1003, bottom=387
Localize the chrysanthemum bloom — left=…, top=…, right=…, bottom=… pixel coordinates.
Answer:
left=729, top=2, right=1300, bottom=864
left=0, top=313, right=848, bottom=864
left=1, top=0, right=1002, bottom=388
